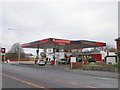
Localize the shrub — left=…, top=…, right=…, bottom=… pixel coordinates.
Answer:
left=109, top=60, right=120, bottom=68
left=78, top=64, right=118, bottom=72
left=89, top=62, right=96, bottom=66
left=96, top=62, right=107, bottom=66
left=111, top=63, right=118, bottom=67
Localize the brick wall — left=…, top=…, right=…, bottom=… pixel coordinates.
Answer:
left=116, top=41, right=120, bottom=52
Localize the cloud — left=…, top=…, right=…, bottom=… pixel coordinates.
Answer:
left=1, top=1, right=118, bottom=53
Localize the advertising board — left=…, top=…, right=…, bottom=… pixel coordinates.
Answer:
left=70, top=57, right=76, bottom=62
left=106, top=56, right=116, bottom=64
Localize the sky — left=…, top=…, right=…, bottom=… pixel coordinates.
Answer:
left=0, top=0, right=119, bottom=55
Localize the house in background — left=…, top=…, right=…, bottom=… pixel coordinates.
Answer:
left=115, top=37, right=120, bottom=60
left=115, top=37, right=120, bottom=52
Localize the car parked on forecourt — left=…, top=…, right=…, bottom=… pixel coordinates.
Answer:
left=37, top=59, right=46, bottom=66
left=57, top=59, right=69, bottom=64
left=78, top=58, right=97, bottom=62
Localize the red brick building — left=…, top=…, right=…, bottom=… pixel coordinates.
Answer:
left=115, top=37, right=120, bottom=52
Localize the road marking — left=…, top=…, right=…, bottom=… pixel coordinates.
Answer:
left=3, top=68, right=98, bottom=88
left=1, top=73, right=49, bottom=89
left=20, top=72, right=97, bottom=88
left=69, top=82, right=97, bottom=88
left=53, top=79, right=97, bottom=88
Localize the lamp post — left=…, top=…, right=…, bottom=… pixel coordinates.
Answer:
left=8, top=28, right=21, bottom=64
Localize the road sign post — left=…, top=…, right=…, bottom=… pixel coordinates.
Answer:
left=1, top=48, right=5, bottom=62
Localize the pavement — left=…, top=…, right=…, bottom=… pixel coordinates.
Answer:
left=10, top=63, right=119, bottom=79
left=69, top=69, right=118, bottom=79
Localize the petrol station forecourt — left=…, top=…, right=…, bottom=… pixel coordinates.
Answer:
left=22, top=38, right=106, bottom=64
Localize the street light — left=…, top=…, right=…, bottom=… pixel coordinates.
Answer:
left=8, top=28, right=21, bottom=64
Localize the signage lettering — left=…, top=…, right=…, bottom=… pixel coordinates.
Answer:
left=53, top=39, right=70, bottom=43
left=58, top=43, right=65, bottom=45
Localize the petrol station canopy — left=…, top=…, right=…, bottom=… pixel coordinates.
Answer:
left=22, top=38, right=106, bottom=49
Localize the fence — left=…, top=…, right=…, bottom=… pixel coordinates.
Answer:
left=4, top=59, right=35, bottom=64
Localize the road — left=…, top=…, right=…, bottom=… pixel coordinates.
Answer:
left=2, top=63, right=118, bottom=89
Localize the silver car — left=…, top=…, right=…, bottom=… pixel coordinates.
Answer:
left=57, top=59, right=69, bottom=64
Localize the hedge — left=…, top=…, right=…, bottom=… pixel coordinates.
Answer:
left=79, top=65, right=118, bottom=72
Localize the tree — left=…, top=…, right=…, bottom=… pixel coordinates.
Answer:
left=5, top=43, right=26, bottom=59
left=95, top=45, right=110, bottom=52
left=5, top=53, right=26, bottom=59
left=91, top=45, right=117, bottom=52
left=9, top=43, right=24, bottom=53
left=108, top=48, right=117, bottom=52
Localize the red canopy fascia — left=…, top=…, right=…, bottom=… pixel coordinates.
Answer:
left=22, top=38, right=106, bottom=49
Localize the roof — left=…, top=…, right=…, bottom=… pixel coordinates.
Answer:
left=115, top=37, right=120, bottom=41
left=22, top=38, right=106, bottom=49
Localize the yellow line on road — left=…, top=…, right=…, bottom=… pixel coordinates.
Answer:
left=1, top=73, right=49, bottom=89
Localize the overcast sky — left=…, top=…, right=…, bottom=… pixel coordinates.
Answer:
left=0, top=0, right=119, bottom=54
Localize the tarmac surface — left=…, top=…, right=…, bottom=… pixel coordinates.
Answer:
left=2, top=63, right=119, bottom=89
left=2, top=63, right=119, bottom=90
left=16, top=63, right=119, bottom=79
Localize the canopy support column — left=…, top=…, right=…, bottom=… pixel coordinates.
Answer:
left=53, top=48, right=56, bottom=65
left=36, top=45, right=39, bottom=59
